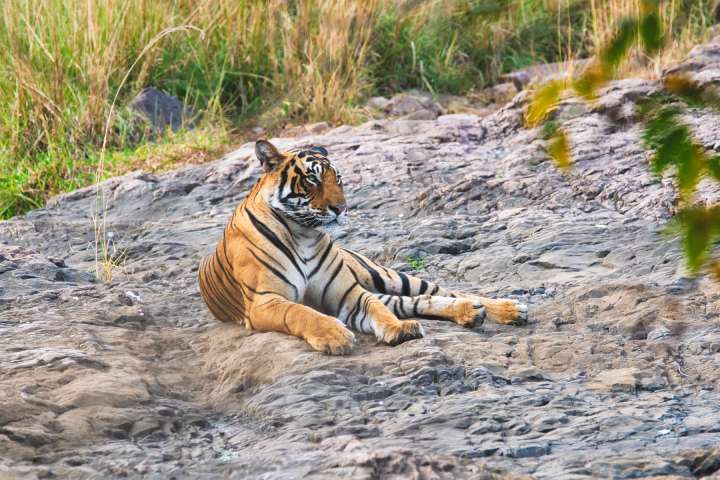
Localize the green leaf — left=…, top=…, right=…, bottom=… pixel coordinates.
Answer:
left=706, top=155, right=720, bottom=181
left=547, top=128, right=572, bottom=171
left=664, top=74, right=720, bottom=111
left=572, top=62, right=607, bottom=100
left=675, top=142, right=703, bottom=197
left=541, top=120, right=559, bottom=140
left=675, top=206, right=720, bottom=273
left=525, top=79, right=566, bottom=127
left=642, top=105, right=683, bottom=166
left=600, top=18, right=638, bottom=73
left=639, top=12, right=663, bottom=56
left=642, top=105, right=708, bottom=198
left=664, top=74, right=706, bottom=107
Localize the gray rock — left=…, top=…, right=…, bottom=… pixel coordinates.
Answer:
left=129, top=87, right=195, bottom=133
left=2, top=38, right=720, bottom=479
left=367, top=91, right=443, bottom=120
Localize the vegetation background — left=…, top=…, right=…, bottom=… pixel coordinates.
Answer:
left=1, top=0, right=718, bottom=220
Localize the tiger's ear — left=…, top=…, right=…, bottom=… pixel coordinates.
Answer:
left=310, top=146, right=328, bottom=156
left=255, top=140, right=283, bottom=172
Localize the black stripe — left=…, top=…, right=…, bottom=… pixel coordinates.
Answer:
left=360, top=294, right=374, bottom=332
left=348, top=293, right=364, bottom=331
left=199, top=260, right=230, bottom=321
left=419, top=280, right=429, bottom=295
left=244, top=284, right=279, bottom=296
left=236, top=230, right=285, bottom=271
left=431, top=284, right=439, bottom=295
left=321, top=260, right=344, bottom=308
left=282, top=307, right=291, bottom=333
left=337, top=281, right=359, bottom=314
left=212, top=251, right=247, bottom=298
left=270, top=207, right=292, bottom=234
left=246, top=209, right=305, bottom=279
left=247, top=248, right=299, bottom=298
left=203, top=255, right=248, bottom=324
left=309, top=240, right=334, bottom=278
left=413, top=298, right=420, bottom=317
left=399, top=272, right=410, bottom=297
left=398, top=296, right=406, bottom=316
left=278, top=164, right=290, bottom=200
left=341, top=249, right=386, bottom=293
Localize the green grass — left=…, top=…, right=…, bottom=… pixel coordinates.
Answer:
left=406, top=254, right=427, bottom=272
left=1, top=0, right=717, bottom=220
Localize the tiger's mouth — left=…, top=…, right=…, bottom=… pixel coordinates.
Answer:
left=277, top=205, right=347, bottom=229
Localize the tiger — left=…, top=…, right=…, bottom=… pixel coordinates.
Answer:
left=198, top=140, right=528, bottom=354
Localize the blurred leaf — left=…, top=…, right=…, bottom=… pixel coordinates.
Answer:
left=707, top=155, right=720, bottom=180
left=639, top=12, right=663, bottom=56
left=709, top=260, right=720, bottom=282
left=642, top=105, right=682, bottom=159
left=675, top=206, right=720, bottom=273
left=467, top=0, right=511, bottom=16
left=663, top=74, right=720, bottom=110
left=547, top=127, right=572, bottom=171
left=664, top=74, right=707, bottom=107
left=640, top=0, right=661, bottom=12
left=573, top=16, right=639, bottom=101
left=639, top=0, right=662, bottom=55
left=675, top=143, right=704, bottom=197
left=600, top=18, right=638, bottom=73
left=525, top=79, right=566, bottom=127
left=541, top=120, right=559, bottom=140
left=572, top=62, right=608, bottom=100
left=643, top=105, right=704, bottom=197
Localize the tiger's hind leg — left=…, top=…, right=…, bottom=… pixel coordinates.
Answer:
left=465, top=296, right=528, bottom=325
left=339, top=248, right=528, bottom=326
left=374, top=294, right=486, bottom=328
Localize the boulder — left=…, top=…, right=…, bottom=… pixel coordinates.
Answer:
left=2, top=39, right=720, bottom=479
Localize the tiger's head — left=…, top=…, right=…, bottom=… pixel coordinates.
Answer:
left=255, top=139, right=347, bottom=229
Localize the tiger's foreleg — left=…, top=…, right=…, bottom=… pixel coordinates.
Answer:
left=249, top=294, right=355, bottom=355
left=373, top=294, right=486, bottom=328
left=323, top=282, right=424, bottom=346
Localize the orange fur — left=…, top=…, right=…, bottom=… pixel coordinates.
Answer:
left=198, top=140, right=528, bottom=355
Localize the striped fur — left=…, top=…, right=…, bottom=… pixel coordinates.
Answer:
left=198, top=140, right=528, bottom=354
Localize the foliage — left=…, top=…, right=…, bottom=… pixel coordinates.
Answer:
left=524, top=0, right=720, bottom=276
left=0, top=0, right=604, bottom=219
left=0, top=0, right=717, bottom=219
left=406, top=254, right=427, bottom=272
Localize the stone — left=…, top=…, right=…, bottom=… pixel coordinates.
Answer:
left=2, top=38, right=720, bottom=479
left=367, top=91, right=443, bottom=120
left=129, top=87, right=195, bottom=133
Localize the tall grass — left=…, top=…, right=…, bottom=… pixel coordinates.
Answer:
left=0, top=0, right=718, bottom=220
left=589, top=0, right=720, bottom=74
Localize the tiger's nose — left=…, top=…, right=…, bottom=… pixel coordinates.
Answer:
left=329, top=204, right=346, bottom=216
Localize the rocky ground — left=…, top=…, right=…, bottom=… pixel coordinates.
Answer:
left=3, top=41, right=720, bottom=479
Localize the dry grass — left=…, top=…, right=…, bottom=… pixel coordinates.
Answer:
left=0, top=0, right=717, bottom=225
left=589, top=0, right=720, bottom=76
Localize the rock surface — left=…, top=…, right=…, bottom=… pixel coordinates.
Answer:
left=3, top=42, right=720, bottom=479
left=129, top=87, right=195, bottom=133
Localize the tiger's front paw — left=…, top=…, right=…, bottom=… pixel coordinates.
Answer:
left=306, top=324, right=356, bottom=355
left=378, top=320, right=425, bottom=346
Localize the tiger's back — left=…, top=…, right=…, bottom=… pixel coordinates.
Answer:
left=197, top=140, right=528, bottom=354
